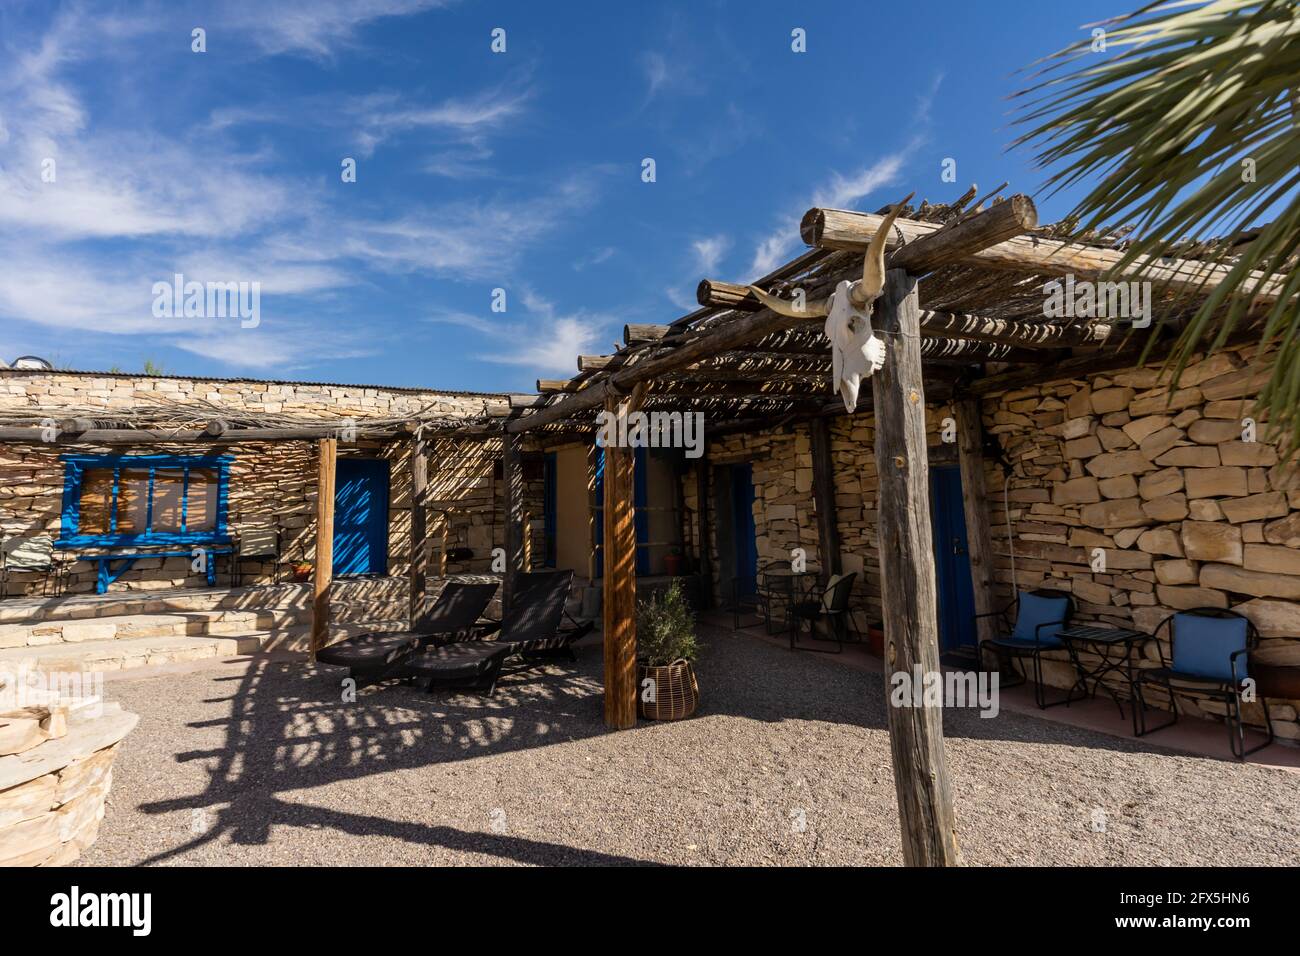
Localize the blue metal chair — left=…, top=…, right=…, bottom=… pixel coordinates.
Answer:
left=1132, top=608, right=1273, bottom=761
left=975, top=589, right=1077, bottom=709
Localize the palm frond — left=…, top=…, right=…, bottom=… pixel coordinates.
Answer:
left=1014, top=0, right=1300, bottom=453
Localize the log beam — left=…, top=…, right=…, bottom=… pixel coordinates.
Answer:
left=695, top=462, right=712, bottom=608
left=871, top=269, right=960, bottom=866
left=808, top=417, right=842, bottom=577
left=803, top=208, right=1288, bottom=302
left=888, top=195, right=1037, bottom=276
left=409, top=433, right=428, bottom=625
left=311, top=438, right=337, bottom=657
left=508, top=306, right=820, bottom=433
left=698, top=279, right=1111, bottom=348
left=603, top=387, right=644, bottom=730
left=955, top=398, right=998, bottom=648
left=502, top=430, right=525, bottom=612
left=0, top=425, right=406, bottom=445
left=624, top=324, right=672, bottom=346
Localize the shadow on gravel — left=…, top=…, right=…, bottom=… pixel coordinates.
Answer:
left=129, top=621, right=1193, bottom=864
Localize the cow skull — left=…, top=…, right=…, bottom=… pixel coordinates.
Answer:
left=748, top=194, right=913, bottom=411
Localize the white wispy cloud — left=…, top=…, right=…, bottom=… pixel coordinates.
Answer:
left=0, top=7, right=596, bottom=376
left=665, top=233, right=731, bottom=312
left=748, top=151, right=910, bottom=278
left=339, top=176, right=601, bottom=279
left=691, top=234, right=730, bottom=274
left=172, top=326, right=375, bottom=370
left=346, top=83, right=532, bottom=158
left=573, top=247, right=616, bottom=272
left=218, top=0, right=455, bottom=59
left=746, top=73, right=944, bottom=278
left=430, top=291, right=611, bottom=376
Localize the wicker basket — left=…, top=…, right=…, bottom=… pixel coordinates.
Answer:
left=637, top=659, right=700, bottom=721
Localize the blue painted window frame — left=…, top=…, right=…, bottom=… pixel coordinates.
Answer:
left=56, top=453, right=234, bottom=548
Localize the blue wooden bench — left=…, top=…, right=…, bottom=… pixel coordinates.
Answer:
left=81, top=546, right=234, bottom=594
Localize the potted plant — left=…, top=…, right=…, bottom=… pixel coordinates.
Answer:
left=662, top=546, right=684, bottom=577
left=636, top=580, right=700, bottom=720
left=291, top=560, right=314, bottom=582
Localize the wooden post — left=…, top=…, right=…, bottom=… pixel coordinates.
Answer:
left=310, top=439, right=337, bottom=657
left=502, top=432, right=524, bottom=612
left=809, top=417, right=843, bottom=577
left=603, top=388, right=643, bottom=729
left=870, top=269, right=961, bottom=866
left=695, top=462, right=712, bottom=608
left=956, top=398, right=998, bottom=647
left=409, top=433, right=428, bottom=626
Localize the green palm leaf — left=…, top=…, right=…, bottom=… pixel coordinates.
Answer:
left=1014, top=0, right=1300, bottom=453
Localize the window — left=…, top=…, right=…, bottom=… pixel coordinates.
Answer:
left=59, top=454, right=233, bottom=545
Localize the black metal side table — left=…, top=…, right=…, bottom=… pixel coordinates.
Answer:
left=1058, top=625, right=1152, bottom=719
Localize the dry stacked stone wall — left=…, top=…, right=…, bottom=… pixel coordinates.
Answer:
left=693, top=343, right=1299, bottom=742
left=0, top=371, right=538, bottom=594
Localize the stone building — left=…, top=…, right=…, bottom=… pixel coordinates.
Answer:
left=0, top=368, right=546, bottom=598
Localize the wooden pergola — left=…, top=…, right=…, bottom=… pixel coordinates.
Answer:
left=496, top=187, right=1286, bottom=866
left=0, top=398, right=512, bottom=657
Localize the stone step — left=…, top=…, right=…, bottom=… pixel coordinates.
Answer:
left=0, top=578, right=411, bottom=625
left=0, top=620, right=410, bottom=674
left=0, top=633, right=279, bottom=673
left=0, top=608, right=315, bottom=649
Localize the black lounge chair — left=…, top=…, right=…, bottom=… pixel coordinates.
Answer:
left=315, top=580, right=498, bottom=683
left=406, top=569, right=592, bottom=694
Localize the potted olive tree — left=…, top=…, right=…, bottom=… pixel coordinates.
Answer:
left=635, top=580, right=700, bottom=720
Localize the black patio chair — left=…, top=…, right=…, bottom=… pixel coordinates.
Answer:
left=1132, top=608, right=1274, bottom=761
left=730, top=563, right=781, bottom=632
left=315, top=580, right=499, bottom=684
left=975, top=589, right=1077, bottom=709
left=787, top=572, right=859, bottom=654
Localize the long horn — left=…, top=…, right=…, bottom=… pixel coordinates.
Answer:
left=747, top=285, right=830, bottom=319
left=854, top=192, right=915, bottom=308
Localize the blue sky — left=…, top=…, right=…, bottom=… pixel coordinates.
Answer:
left=0, top=0, right=1125, bottom=392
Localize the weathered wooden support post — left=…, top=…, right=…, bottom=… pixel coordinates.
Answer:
left=808, top=417, right=843, bottom=577
left=603, top=389, right=643, bottom=729
left=871, top=269, right=961, bottom=866
left=955, top=397, right=997, bottom=647
left=695, top=462, right=712, bottom=608
left=502, top=432, right=524, bottom=612
left=311, top=438, right=337, bottom=657
left=409, top=433, right=428, bottom=625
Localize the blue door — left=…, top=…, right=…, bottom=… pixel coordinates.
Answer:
left=333, top=458, right=390, bottom=576
left=731, top=464, right=758, bottom=596
left=929, top=465, right=975, bottom=650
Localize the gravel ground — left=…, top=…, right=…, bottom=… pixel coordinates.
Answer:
left=78, top=625, right=1300, bottom=866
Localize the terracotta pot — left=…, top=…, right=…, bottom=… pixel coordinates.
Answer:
left=637, top=659, right=700, bottom=721
left=291, top=565, right=313, bottom=583
left=868, top=624, right=885, bottom=657
left=663, top=553, right=684, bottom=576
